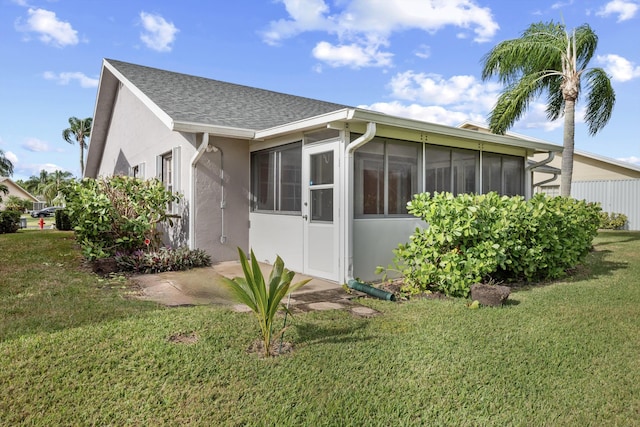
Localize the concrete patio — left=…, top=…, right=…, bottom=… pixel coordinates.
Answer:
left=131, top=261, right=381, bottom=316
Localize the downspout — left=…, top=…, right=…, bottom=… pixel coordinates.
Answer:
left=189, top=132, right=210, bottom=250
left=525, top=151, right=555, bottom=200
left=343, top=122, right=394, bottom=300
left=206, top=144, right=226, bottom=244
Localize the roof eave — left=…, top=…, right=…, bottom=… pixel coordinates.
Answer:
left=254, top=108, right=354, bottom=139
left=172, top=120, right=255, bottom=139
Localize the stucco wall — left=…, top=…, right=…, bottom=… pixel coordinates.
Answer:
left=194, top=136, right=250, bottom=262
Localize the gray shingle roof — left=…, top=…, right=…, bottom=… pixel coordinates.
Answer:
left=106, top=59, right=350, bottom=131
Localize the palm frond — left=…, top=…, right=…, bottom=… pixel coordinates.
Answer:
left=583, top=68, right=615, bottom=135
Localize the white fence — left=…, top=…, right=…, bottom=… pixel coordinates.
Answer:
left=572, top=179, right=640, bottom=231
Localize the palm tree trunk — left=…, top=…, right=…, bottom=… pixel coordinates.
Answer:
left=80, top=143, right=85, bottom=177
left=561, top=100, right=576, bottom=197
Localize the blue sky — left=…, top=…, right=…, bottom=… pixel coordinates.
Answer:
left=1, top=0, right=639, bottom=180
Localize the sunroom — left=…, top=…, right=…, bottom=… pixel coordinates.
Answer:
left=248, top=109, right=561, bottom=284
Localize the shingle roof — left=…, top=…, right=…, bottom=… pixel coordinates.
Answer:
left=106, top=59, right=350, bottom=131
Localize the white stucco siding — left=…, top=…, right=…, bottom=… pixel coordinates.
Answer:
left=97, top=84, right=196, bottom=187
left=352, top=217, right=425, bottom=283
left=249, top=213, right=304, bottom=272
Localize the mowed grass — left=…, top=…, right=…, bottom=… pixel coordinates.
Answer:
left=1, top=230, right=639, bottom=425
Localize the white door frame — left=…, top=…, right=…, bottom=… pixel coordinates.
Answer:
left=302, top=141, right=340, bottom=281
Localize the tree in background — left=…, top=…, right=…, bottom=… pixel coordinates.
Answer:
left=0, top=149, right=13, bottom=177
left=16, top=170, right=74, bottom=205
left=481, top=21, right=615, bottom=196
left=62, top=117, right=92, bottom=177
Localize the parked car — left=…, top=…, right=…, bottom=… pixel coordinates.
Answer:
left=31, top=206, right=62, bottom=218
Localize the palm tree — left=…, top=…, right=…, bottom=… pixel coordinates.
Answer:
left=481, top=21, right=615, bottom=197
left=41, top=170, right=73, bottom=205
left=0, top=149, right=13, bottom=177
left=62, top=117, right=92, bottom=177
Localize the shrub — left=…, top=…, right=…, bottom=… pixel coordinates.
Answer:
left=599, top=211, right=627, bottom=230
left=379, top=192, right=601, bottom=297
left=55, top=209, right=73, bottom=231
left=0, top=210, right=20, bottom=234
left=62, top=176, right=181, bottom=260
left=114, top=246, right=211, bottom=274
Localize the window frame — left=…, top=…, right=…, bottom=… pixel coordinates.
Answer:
left=251, top=142, right=302, bottom=215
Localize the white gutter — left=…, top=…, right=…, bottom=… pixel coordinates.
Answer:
left=189, top=132, right=210, bottom=249
left=206, top=144, right=226, bottom=244
left=525, top=151, right=555, bottom=199
left=343, top=121, right=376, bottom=283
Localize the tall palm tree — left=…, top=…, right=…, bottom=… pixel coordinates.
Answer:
left=0, top=148, right=13, bottom=177
left=62, top=117, right=92, bottom=177
left=481, top=21, right=615, bottom=196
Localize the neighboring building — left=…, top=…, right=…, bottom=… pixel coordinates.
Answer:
left=0, top=177, right=39, bottom=210
left=86, top=59, right=562, bottom=283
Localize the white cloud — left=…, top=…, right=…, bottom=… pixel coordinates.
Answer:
left=15, top=8, right=78, bottom=47
left=360, top=101, right=484, bottom=126
left=596, top=0, right=639, bottom=21
left=139, top=12, right=179, bottom=52
left=312, top=41, right=393, bottom=68
left=263, top=0, right=499, bottom=68
left=5, top=151, right=18, bottom=164
left=43, top=71, right=99, bottom=88
left=22, top=138, right=49, bottom=152
left=597, top=54, right=640, bottom=82
left=414, top=44, right=431, bottom=59
left=617, top=156, right=640, bottom=165
left=387, top=70, right=500, bottom=113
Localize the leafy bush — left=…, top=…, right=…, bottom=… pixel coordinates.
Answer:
left=62, top=176, right=180, bottom=260
left=3, top=196, right=31, bottom=213
left=599, top=211, right=627, bottom=230
left=0, top=210, right=20, bottom=234
left=379, top=192, right=601, bottom=297
left=55, top=209, right=73, bottom=231
left=114, top=246, right=211, bottom=274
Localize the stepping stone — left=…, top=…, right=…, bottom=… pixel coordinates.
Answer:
left=307, top=302, right=344, bottom=311
left=350, top=306, right=378, bottom=316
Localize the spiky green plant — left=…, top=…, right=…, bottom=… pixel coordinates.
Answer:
left=222, top=248, right=310, bottom=357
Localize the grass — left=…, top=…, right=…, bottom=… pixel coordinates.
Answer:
left=1, top=230, right=639, bottom=425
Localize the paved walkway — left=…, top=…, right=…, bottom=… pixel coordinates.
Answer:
left=131, top=261, right=381, bottom=316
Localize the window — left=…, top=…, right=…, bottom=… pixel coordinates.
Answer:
left=157, top=148, right=180, bottom=213
left=354, top=139, right=419, bottom=216
left=251, top=143, right=302, bottom=213
left=129, top=162, right=145, bottom=179
left=425, top=146, right=478, bottom=195
left=482, top=153, right=524, bottom=196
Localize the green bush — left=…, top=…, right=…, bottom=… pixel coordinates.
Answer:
left=114, top=247, right=211, bottom=274
left=599, top=211, right=627, bottom=229
left=0, top=210, right=20, bottom=234
left=379, top=192, right=601, bottom=297
left=62, top=176, right=181, bottom=260
left=54, top=209, right=73, bottom=231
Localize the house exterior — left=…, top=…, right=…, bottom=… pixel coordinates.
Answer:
left=86, top=59, right=562, bottom=283
left=0, top=177, right=39, bottom=210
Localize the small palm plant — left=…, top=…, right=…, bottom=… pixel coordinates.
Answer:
left=222, top=248, right=310, bottom=357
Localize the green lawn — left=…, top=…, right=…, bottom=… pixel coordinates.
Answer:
left=1, top=230, right=639, bottom=425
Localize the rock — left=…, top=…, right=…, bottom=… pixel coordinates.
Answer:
left=470, top=283, right=510, bottom=307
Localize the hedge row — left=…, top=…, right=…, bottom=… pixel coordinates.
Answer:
left=381, top=192, right=601, bottom=297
